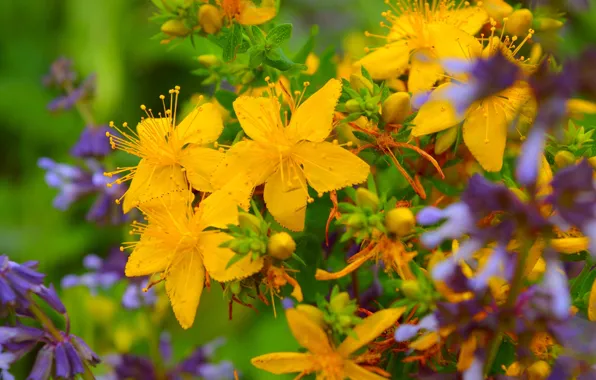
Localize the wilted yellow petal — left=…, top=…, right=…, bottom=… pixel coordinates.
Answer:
left=176, top=103, right=224, bottom=145
left=293, top=141, right=369, bottom=194
left=285, top=308, right=333, bottom=355
left=355, top=41, right=410, bottom=80
left=178, top=146, right=224, bottom=192
left=337, top=307, right=406, bottom=357
left=463, top=101, right=508, bottom=172
left=251, top=352, right=315, bottom=374
left=286, top=79, right=342, bottom=143
left=201, top=231, right=264, bottom=282
left=233, top=96, right=284, bottom=143
left=344, top=360, right=388, bottom=380
left=165, top=250, right=205, bottom=329
left=551, top=237, right=589, bottom=254
left=263, top=163, right=308, bottom=231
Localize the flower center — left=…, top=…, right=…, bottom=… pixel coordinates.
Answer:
left=314, top=353, right=345, bottom=380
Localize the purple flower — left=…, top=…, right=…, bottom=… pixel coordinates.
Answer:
left=71, top=125, right=112, bottom=158
left=27, top=345, right=53, bottom=380
left=46, top=74, right=96, bottom=112
left=0, top=256, right=45, bottom=308
left=43, top=57, right=76, bottom=88
left=36, top=285, right=66, bottom=314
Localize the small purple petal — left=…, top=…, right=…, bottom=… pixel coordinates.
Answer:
left=394, top=324, right=420, bottom=342
left=416, top=206, right=445, bottom=225
left=83, top=255, right=103, bottom=271
left=27, top=345, right=53, bottom=380
left=64, top=341, right=84, bottom=375
left=35, top=285, right=66, bottom=314
left=516, top=126, right=547, bottom=186
left=53, top=343, right=71, bottom=379
left=197, top=361, right=235, bottom=380
left=71, top=336, right=100, bottom=365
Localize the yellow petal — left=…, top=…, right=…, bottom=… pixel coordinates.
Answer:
left=537, top=154, right=553, bottom=197
left=178, top=145, right=224, bottom=192
left=251, top=352, right=315, bottom=375
left=445, top=6, right=488, bottom=34
left=263, top=162, right=308, bottom=232
left=285, top=308, right=333, bottom=354
left=337, top=307, right=406, bottom=357
left=292, top=141, right=369, bottom=194
left=463, top=101, right=507, bottom=172
left=522, top=239, right=546, bottom=277
left=233, top=96, right=284, bottom=143
left=457, top=336, right=477, bottom=372
left=588, top=279, right=596, bottom=321
left=409, top=332, right=439, bottom=351
left=567, top=98, right=596, bottom=115
left=408, top=49, right=444, bottom=93
left=428, top=23, right=483, bottom=62
left=165, top=250, right=205, bottom=329
left=411, top=83, right=462, bottom=137
left=285, top=79, right=342, bottom=143
left=551, top=237, right=589, bottom=254
left=123, top=160, right=187, bottom=213
left=237, top=0, right=277, bottom=25
left=355, top=41, right=411, bottom=80
left=201, top=231, right=264, bottom=282
left=195, top=188, right=240, bottom=230
left=176, top=103, right=224, bottom=145
left=137, top=118, right=169, bottom=147
left=125, top=237, right=172, bottom=277
left=344, top=360, right=388, bottom=380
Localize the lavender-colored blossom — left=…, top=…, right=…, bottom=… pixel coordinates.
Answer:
left=0, top=256, right=45, bottom=308
left=395, top=314, right=438, bottom=342
left=71, top=125, right=112, bottom=158
left=47, top=74, right=96, bottom=112
left=27, top=345, right=53, bottom=380
left=36, top=285, right=66, bottom=314
left=43, top=57, right=76, bottom=88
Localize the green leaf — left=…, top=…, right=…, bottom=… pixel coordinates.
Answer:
left=251, top=25, right=266, bottom=44
left=223, top=23, right=243, bottom=62
left=427, top=177, right=461, bottom=197
left=248, top=46, right=266, bottom=68
left=264, top=47, right=302, bottom=71
left=293, top=25, right=318, bottom=64
left=266, top=23, right=293, bottom=45
left=214, top=90, right=238, bottom=110
left=225, top=253, right=246, bottom=269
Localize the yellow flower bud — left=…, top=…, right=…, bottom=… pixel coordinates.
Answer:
left=296, top=304, right=325, bottom=328
left=534, top=17, right=564, bottom=32
left=381, top=92, right=411, bottom=124
left=401, top=280, right=421, bottom=299
left=161, top=19, right=191, bottom=37
left=329, top=291, right=351, bottom=313
left=198, top=4, right=223, bottom=35
left=529, top=43, right=543, bottom=64
left=504, top=361, right=525, bottom=376
left=588, top=156, right=596, bottom=170
left=198, top=54, right=219, bottom=67
left=527, top=361, right=550, bottom=380
left=267, top=232, right=296, bottom=260
left=385, top=207, right=415, bottom=237
left=355, top=187, right=380, bottom=211
left=350, top=73, right=373, bottom=94
left=434, top=126, right=458, bottom=155
left=554, top=150, right=576, bottom=168
left=506, top=9, right=534, bottom=37
left=483, top=0, right=513, bottom=21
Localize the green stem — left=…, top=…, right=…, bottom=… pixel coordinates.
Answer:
left=81, top=362, right=96, bottom=380
left=64, top=82, right=96, bottom=127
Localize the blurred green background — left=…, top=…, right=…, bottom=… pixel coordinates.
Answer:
left=0, top=0, right=388, bottom=378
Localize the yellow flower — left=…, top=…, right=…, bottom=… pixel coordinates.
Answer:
left=219, top=0, right=277, bottom=26
left=252, top=307, right=405, bottom=379
left=356, top=0, right=487, bottom=92
left=411, top=25, right=537, bottom=172
left=123, top=191, right=264, bottom=329
left=105, top=87, right=224, bottom=213
left=211, top=79, right=370, bottom=231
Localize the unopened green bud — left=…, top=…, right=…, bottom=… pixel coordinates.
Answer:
left=198, top=4, right=223, bottom=35
left=198, top=54, right=219, bottom=67
left=355, top=188, right=380, bottom=212
left=534, top=17, right=563, bottom=32
left=267, top=232, right=296, bottom=260
left=238, top=212, right=262, bottom=233
left=506, top=9, right=533, bottom=37
left=588, top=156, right=596, bottom=170
left=229, top=281, right=242, bottom=295
left=338, top=315, right=353, bottom=328
left=329, top=291, right=351, bottom=313
left=401, top=280, right=421, bottom=299
left=345, top=99, right=361, bottom=113
left=434, top=126, right=458, bottom=155
left=250, top=240, right=265, bottom=253
left=385, top=207, right=415, bottom=237
left=296, top=304, right=325, bottom=327
left=381, top=92, right=411, bottom=124
left=161, top=19, right=191, bottom=37
left=554, top=150, right=576, bottom=168
left=345, top=214, right=366, bottom=229
left=350, top=73, right=373, bottom=94
left=237, top=241, right=251, bottom=255
left=365, top=99, right=378, bottom=112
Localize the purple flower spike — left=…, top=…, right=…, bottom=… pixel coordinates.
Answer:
left=71, top=335, right=100, bottom=366
left=0, top=256, right=46, bottom=308
left=71, top=125, right=113, bottom=158
left=43, top=57, right=76, bottom=88
left=36, top=285, right=66, bottom=314
left=27, top=345, right=53, bottom=380
left=197, top=361, right=235, bottom=380
left=53, top=343, right=71, bottom=379
left=64, top=341, right=85, bottom=376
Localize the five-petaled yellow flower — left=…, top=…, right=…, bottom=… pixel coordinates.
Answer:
left=123, top=191, right=264, bottom=329
left=411, top=25, right=537, bottom=171
left=252, top=306, right=406, bottom=379
left=356, top=0, right=487, bottom=92
left=219, top=0, right=277, bottom=25
left=105, top=87, right=224, bottom=213
left=211, top=79, right=370, bottom=231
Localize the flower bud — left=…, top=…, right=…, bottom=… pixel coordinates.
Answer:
left=198, top=54, right=219, bottom=68
left=345, top=99, right=361, bottom=113
left=534, top=17, right=563, bottom=32
left=529, top=43, right=543, bottom=64
left=296, top=304, right=325, bottom=327
left=161, top=19, right=191, bottom=37
left=506, top=9, right=533, bottom=37
left=345, top=214, right=366, bottom=229
left=401, top=280, right=421, bottom=299
left=434, top=126, right=458, bottom=155
left=229, top=281, right=242, bottom=295
left=527, top=361, right=550, bottom=380
left=554, top=150, right=575, bottom=168
left=238, top=212, right=262, bottom=233
left=588, top=156, right=596, bottom=170
left=198, top=4, right=223, bottom=35
left=355, top=188, right=380, bottom=211
left=338, top=314, right=353, bottom=328
left=329, top=291, right=351, bottom=313
left=350, top=73, right=373, bottom=94
left=382, top=92, right=411, bottom=124
left=385, top=207, right=415, bottom=237
left=267, top=232, right=296, bottom=260
left=483, top=0, right=513, bottom=21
